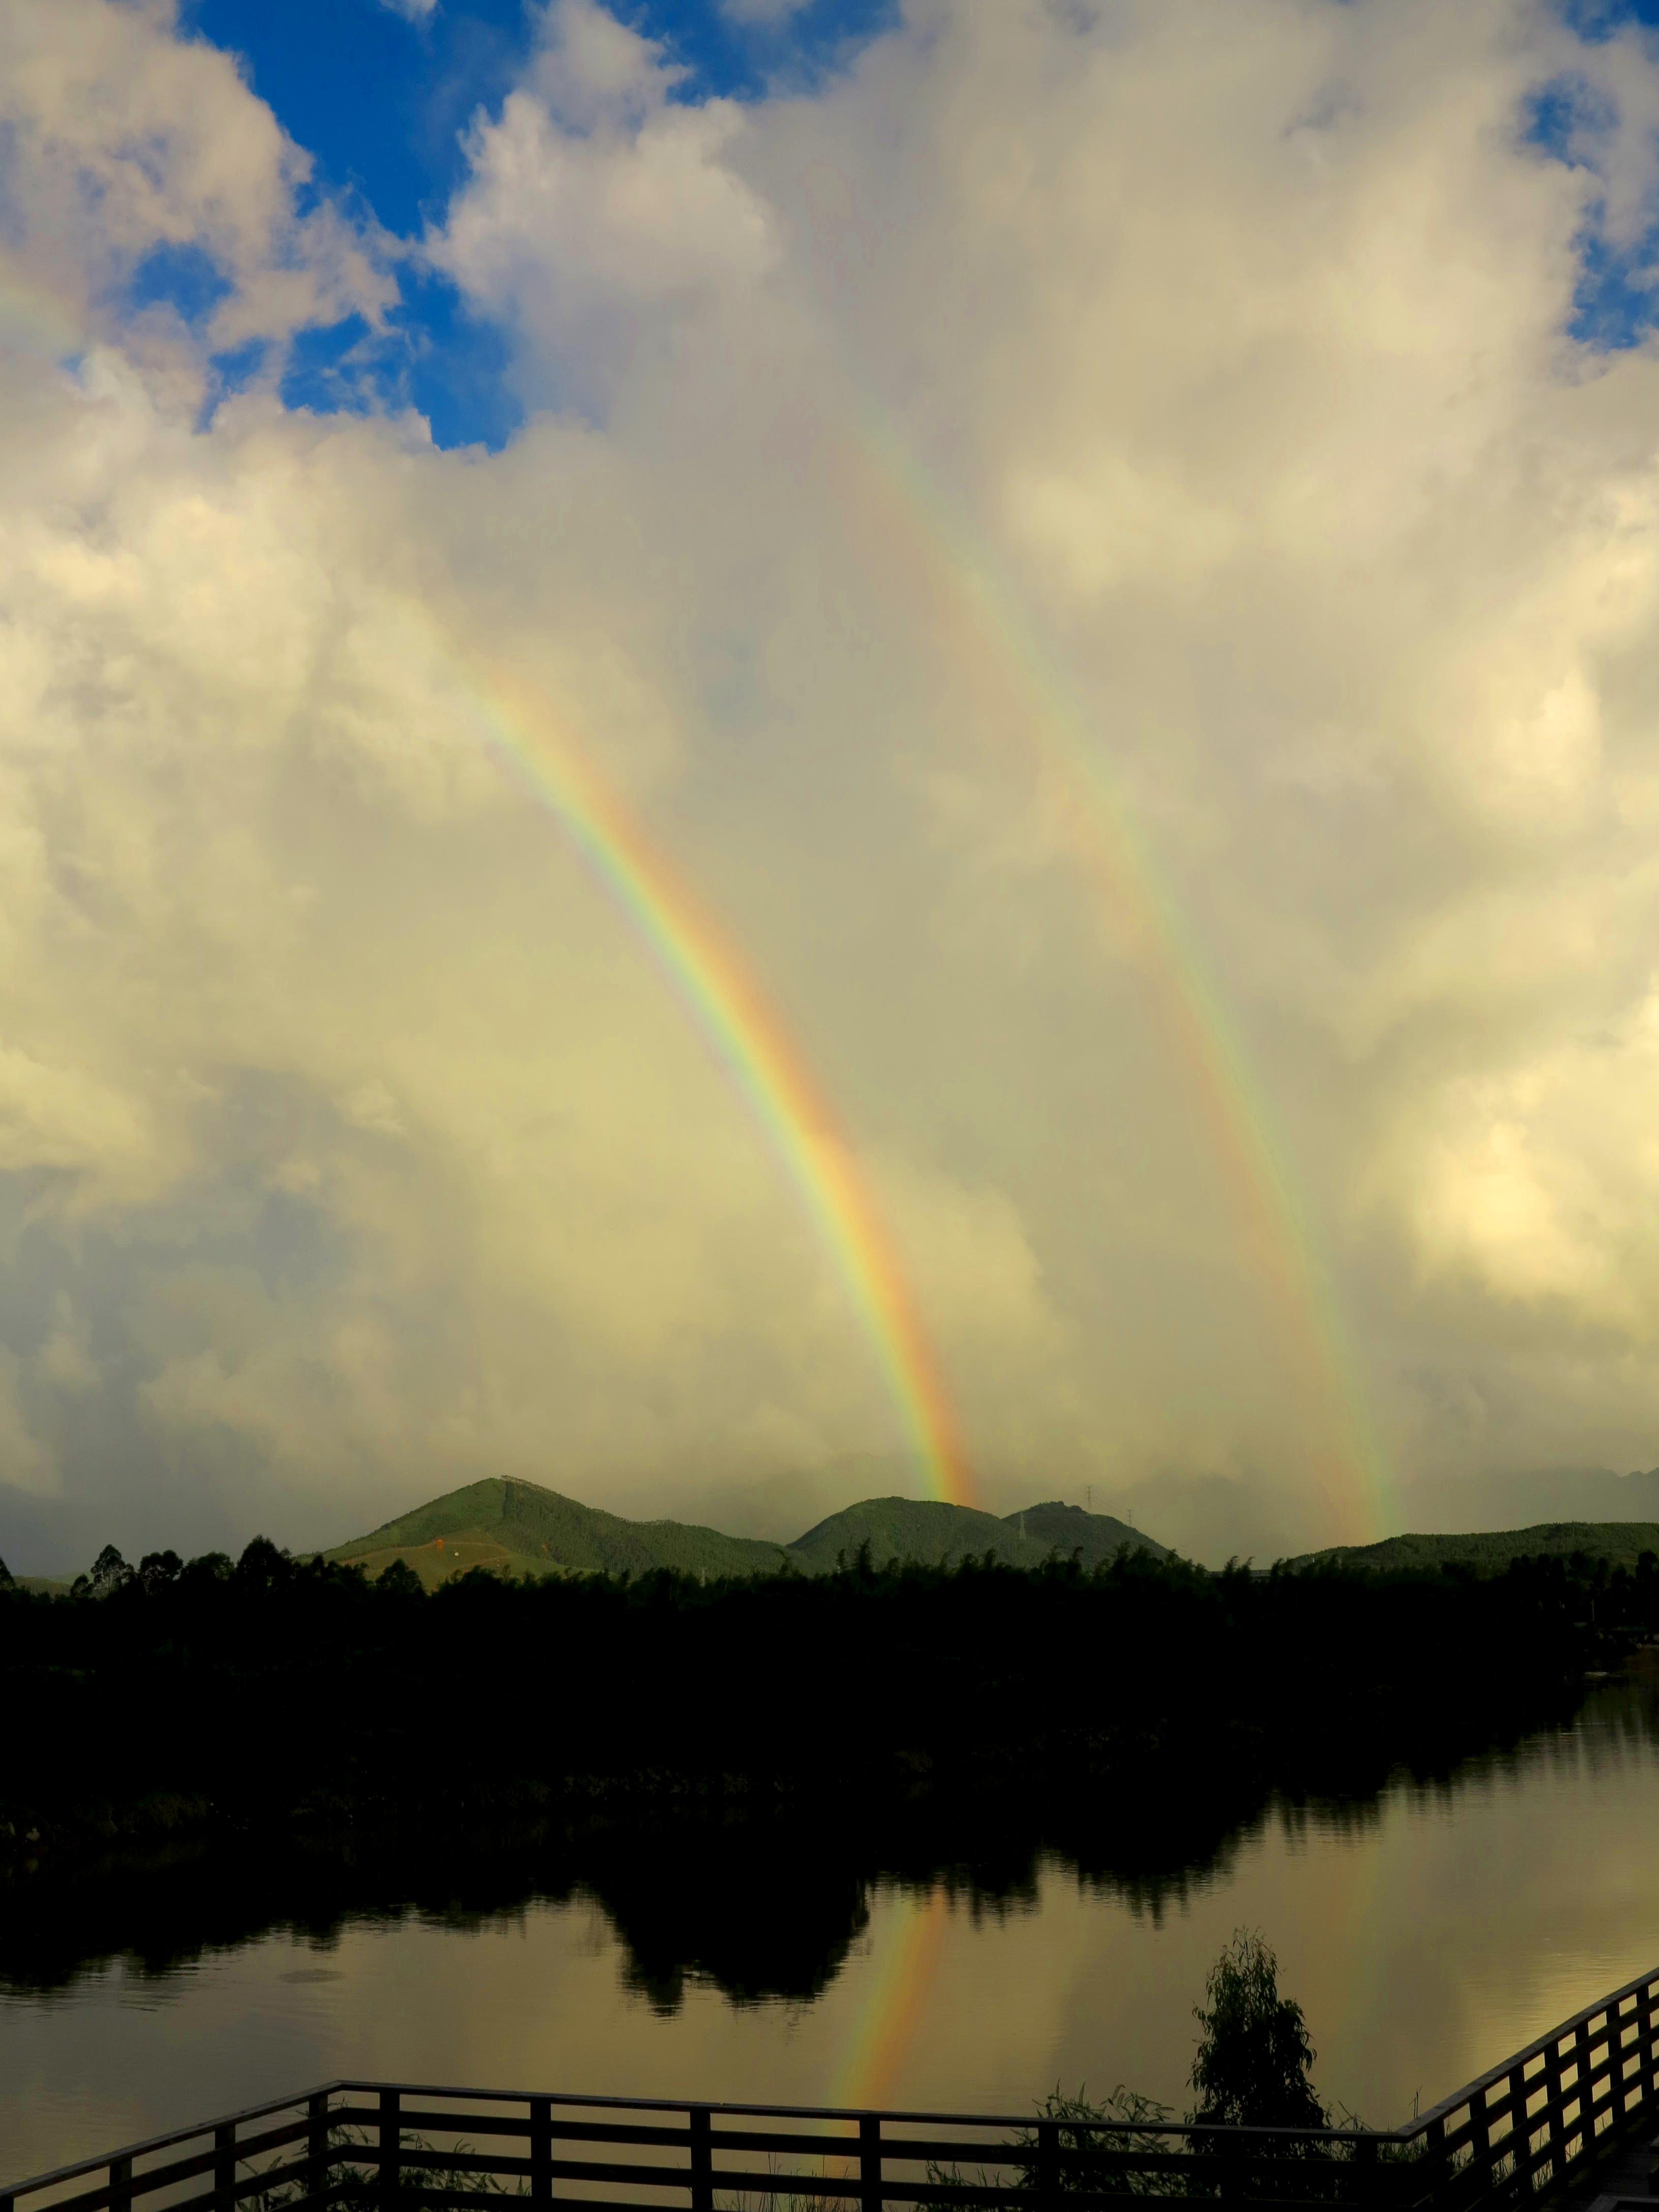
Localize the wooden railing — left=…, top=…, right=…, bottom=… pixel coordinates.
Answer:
left=0, top=2086, right=1390, bottom=2212
left=1400, top=1962, right=1659, bottom=2208
left=6, top=1971, right=1659, bottom=2212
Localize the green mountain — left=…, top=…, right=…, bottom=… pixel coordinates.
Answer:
left=326, top=1481, right=1170, bottom=1587
left=326, top=1477, right=789, bottom=1589
left=785, top=1494, right=1166, bottom=1574
left=1007, top=1498, right=1168, bottom=1566
left=1294, top=1522, right=1659, bottom=1575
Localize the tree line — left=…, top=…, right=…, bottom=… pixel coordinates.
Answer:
left=1, top=1533, right=1643, bottom=1875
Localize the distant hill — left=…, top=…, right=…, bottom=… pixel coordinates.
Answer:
left=1009, top=1498, right=1168, bottom=1566
left=1295, top=1522, right=1659, bottom=1575
left=327, top=1481, right=1169, bottom=1588
left=327, top=1478, right=789, bottom=1589
left=784, top=1494, right=1166, bottom=1575
left=0, top=1556, right=67, bottom=1597
left=1392, top=1467, right=1659, bottom=1536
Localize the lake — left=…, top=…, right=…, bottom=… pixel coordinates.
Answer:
left=6, top=1677, right=1659, bottom=2185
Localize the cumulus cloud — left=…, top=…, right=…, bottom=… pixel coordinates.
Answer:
left=0, top=0, right=393, bottom=371
left=12, top=0, right=1659, bottom=1565
left=431, top=0, right=776, bottom=406
left=0, top=1353, right=56, bottom=1499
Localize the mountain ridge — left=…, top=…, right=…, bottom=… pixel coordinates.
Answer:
left=1291, top=1521, right=1659, bottom=1575
left=326, top=1478, right=1168, bottom=1587
left=326, top=1477, right=790, bottom=1589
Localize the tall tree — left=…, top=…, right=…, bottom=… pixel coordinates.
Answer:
left=1189, top=1929, right=1326, bottom=2130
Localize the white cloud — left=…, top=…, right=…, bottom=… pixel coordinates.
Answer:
left=1375, top=981, right=1659, bottom=1334
left=38, top=1298, right=101, bottom=1396
left=0, top=0, right=393, bottom=372
left=430, top=0, right=776, bottom=406
left=0, top=1354, right=57, bottom=1499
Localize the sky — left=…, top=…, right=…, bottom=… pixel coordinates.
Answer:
left=8, top=0, right=1659, bottom=1571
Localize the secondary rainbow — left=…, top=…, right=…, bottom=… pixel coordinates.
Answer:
left=0, top=261, right=85, bottom=362
left=799, top=370, right=1394, bottom=2107
left=471, top=669, right=975, bottom=1510
left=834, top=414, right=1392, bottom=1544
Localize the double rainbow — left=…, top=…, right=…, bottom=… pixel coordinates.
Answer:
left=4, top=180, right=1397, bottom=2128
left=0, top=248, right=1388, bottom=1535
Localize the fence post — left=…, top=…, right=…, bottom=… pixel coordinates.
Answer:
left=309, top=2093, right=330, bottom=2207
left=532, top=2098, right=552, bottom=2208
left=1422, top=2115, right=1448, bottom=2209
left=1573, top=2020, right=1596, bottom=2161
left=215, top=2122, right=235, bottom=2212
left=859, top=2115, right=882, bottom=2212
left=1353, top=2131, right=1378, bottom=2209
left=1468, top=2088, right=1492, bottom=2199
left=1544, top=2036, right=1568, bottom=2186
left=1637, top=1997, right=1648, bottom=2114
left=1507, top=2066, right=1530, bottom=2193
left=379, top=2087, right=400, bottom=2211
left=1615, top=2001, right=1635, bottom=2124
left=1642, top=1984, right=1659, bottom=2113
left=689, top=2107, right=712, bottom=2212
left=110, top=2156, right=132, bottom=2212
left=1036, top=2118, right=1058, bottom=2212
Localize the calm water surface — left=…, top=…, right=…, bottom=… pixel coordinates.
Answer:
left=7, top=1681, right=1659, bottom=2183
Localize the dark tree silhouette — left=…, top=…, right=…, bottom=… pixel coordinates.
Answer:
left=86, top=1545, right=133, bottom=1599
left=1188, top=1930, right=1327, bottom=2130
left=233, top=1537, right=292, bottom=1590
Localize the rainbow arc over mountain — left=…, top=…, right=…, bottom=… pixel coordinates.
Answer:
left=467, top=669, right=976, bottom=1511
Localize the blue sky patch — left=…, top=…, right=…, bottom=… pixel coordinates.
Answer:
left=1526, top=51, right=1659, bottom=351
left=121, top=239, right=235, bottom=329
left=1570, top=231, right=1659, bottom=348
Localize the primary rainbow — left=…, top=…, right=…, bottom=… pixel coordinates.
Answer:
left=0, top=275, right=973, bottom=1507
left=471, top=670, right=975, bottom=1510
left=833, top=1885, right=951, bottom=2111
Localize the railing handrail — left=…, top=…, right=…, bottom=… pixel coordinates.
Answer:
left=330, top=2078, right=1396, bottom=2138
left=8, top=1959, right=1659, bottom=2208
left=2, top=2085, right=339, bottom=2198
left=1406, top=1958, right=1659, bottom=2133
left=2, top=2077, right=1401, bottom=2200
